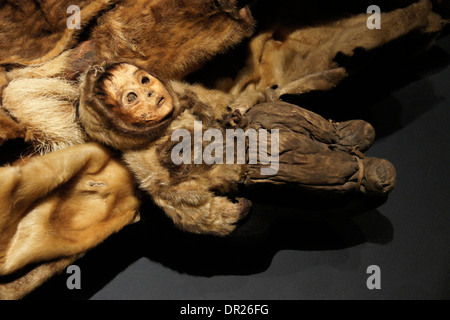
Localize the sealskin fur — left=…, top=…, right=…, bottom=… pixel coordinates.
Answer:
left=0, top=0, right=255, bottom=80
left=0, top=143, right=140, bottom=299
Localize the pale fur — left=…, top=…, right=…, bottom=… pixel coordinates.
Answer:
left=2, top=52, right=86, bottom=154
left=0, top=143, right=140, bottom=278
left=3, top=77, right=85, bottom=154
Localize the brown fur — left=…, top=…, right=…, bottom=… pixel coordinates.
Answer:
left=123, top=134, right=248, bottom=236
left=0, top=143, right=140, bottom=278
left=91, top=0, right=255, bottom=79
left=0, top=67, right=7, bottom=99
left=224, top=0, right=446, bottom=112
left=0, top=108, right=26, bottom=146
left=0, top=0, right=118, bottom=65
left=1, top=0, right=255, bottom=80
left=2, top=56, right=86, bottom=153
left=0, top=254, right=81, bottom=300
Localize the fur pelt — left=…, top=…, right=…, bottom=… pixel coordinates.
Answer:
left=0, top=51, right=86, bottom=153
left=0, top=255, right=82, bottom=300
left=0, top=143, right=140, bottom=299
left=2, top=75, right=84, bottom=154
left=0, top=108, right=26, bottom=147
left=91, top=0, right=255, bottom=79
left=221, top=0, right=447, bottom=112
left=0, top=0, right=255, bottom=80
left=0, top=0, right=118, bottom=65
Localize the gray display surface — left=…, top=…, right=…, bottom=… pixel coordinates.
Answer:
left=26, top=34, right=450, bottom=301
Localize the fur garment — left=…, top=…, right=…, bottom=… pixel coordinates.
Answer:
left=0, top=143, right=140, bottom=299
left=0, top=0, right=255, bottom=79
left=216, top=0, right=446, bottom=112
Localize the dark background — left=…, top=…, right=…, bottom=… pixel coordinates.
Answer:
left=23, top=26, right=450, bottom=300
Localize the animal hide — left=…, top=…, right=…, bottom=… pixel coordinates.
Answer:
left=0, top=0, right=447, bottom=299
left=0, top=0, right=255, bottom=79
left=0, top=0, right=114, bottom=65
left=197, top=0, right=447, bottom=111
left=0, top=143, right=140, bottom=299
left=0, top=51, right=90, bottom=153
left=0, top=108, right=26, bottom=146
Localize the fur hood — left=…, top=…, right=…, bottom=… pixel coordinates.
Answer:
left=78, top=65, right=179, bottom=151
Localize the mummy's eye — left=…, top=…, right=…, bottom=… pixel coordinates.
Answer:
left=141, top=76, right=150, bottom=85
left=127, top=92, right=138, bottom=103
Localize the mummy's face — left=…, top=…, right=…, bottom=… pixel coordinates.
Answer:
left=101, top=63, right=174, bottom=125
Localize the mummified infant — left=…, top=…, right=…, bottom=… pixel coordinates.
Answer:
left=78, top=62, right=396, bottom=236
